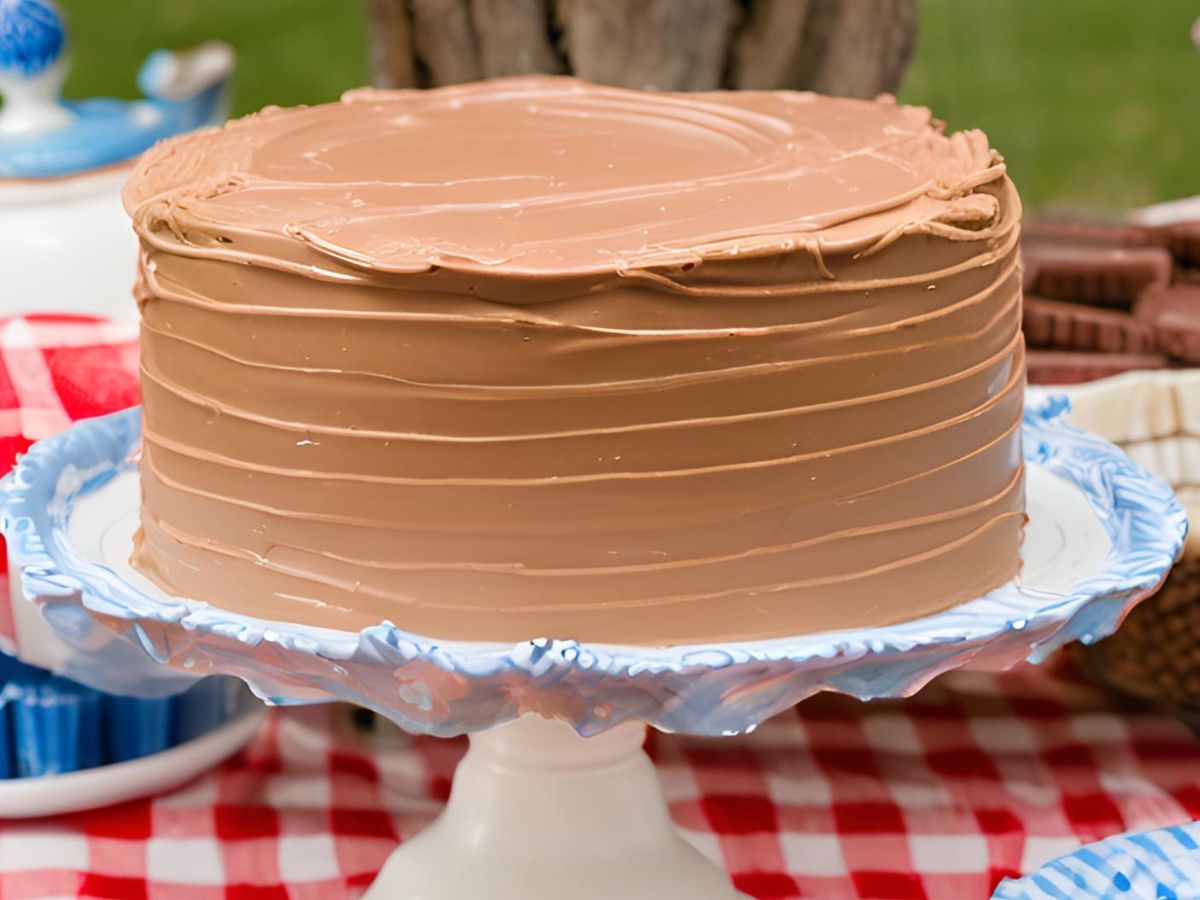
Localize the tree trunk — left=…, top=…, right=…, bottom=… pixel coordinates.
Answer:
left=364, top=0, right=918, bottom=97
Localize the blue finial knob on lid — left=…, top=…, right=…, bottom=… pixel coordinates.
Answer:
left=0, top=0, right=65, bottom=75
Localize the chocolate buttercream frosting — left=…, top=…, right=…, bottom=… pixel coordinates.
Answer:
left=124, top=76, right=1026, bottom=646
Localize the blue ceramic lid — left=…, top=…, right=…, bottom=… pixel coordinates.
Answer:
left=0, top=0, right=233, bottom=179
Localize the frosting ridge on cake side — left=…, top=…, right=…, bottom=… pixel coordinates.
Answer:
left=125, top=76, right=1025, bottom=645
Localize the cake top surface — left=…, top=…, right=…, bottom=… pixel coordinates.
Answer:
left=124, top=76, right=1007, bottom=275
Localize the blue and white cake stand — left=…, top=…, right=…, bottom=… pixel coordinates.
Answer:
left=0, top=393, right=1186, bottom=900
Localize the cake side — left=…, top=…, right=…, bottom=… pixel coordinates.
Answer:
left=125, top=77, right=1025, bottom=646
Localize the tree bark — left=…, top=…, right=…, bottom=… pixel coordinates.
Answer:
left=729, top=0, right=814, bottom=90
left=795, top=0, right=918, bottom=97
left=472, top=0, right=564, bottom=78
left=556, top=0, right=740, bottom=92
left=365, top=0, right=918, bottom=97
left=364, top=0, right=418, bottom=88
left=409, top=0, right=482, bottom=85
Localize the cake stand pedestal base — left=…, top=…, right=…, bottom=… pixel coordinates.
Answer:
left=364, top=714, right=747, bottom=900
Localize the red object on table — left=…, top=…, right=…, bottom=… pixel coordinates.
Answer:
left=0, top=662, right=1196, bottom=899
left=0, top=314, right=139, bottom=649
left=0, top=315, right=1198, bottom=899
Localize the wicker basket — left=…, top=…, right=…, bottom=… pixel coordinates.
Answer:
left=1064, top=371, right=1200, bottom=720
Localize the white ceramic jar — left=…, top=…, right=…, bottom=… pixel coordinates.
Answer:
left=0, top=168, right=137, bottom=319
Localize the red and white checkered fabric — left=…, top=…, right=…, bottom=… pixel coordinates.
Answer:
left=0, top=314, right=139, bottom=649
left=0, top=661, right=1197, bottom=899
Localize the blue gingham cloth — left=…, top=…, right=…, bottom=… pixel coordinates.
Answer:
left=994, top=821, right=1200, bottom=899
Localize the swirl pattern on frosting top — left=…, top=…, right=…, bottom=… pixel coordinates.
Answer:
left=124, top=76, right=1025, bottom=646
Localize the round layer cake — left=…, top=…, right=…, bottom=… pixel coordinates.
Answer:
left=123, top=76, right=1025, bottom=646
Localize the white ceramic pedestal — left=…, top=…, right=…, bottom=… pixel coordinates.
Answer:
left=366, top=714, right=746, bottom=900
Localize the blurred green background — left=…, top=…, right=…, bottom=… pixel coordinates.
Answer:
left=56, top=0, right=1198, bottom=213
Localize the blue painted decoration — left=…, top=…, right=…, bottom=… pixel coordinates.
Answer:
left=0, top=0, right=65, bottom=77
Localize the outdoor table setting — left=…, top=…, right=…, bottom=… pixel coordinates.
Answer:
left=1, top=2, right=1199, bottom=899
left=3, top=653, right=1200, bottom=899
left=0, top=317, right=1186, bottom=900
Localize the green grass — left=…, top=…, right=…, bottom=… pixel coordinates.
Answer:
left=56, top=0, right=1200, bottom=213
left=903, top=0, right=1200, bottom=214
left=58, top=0, right=368, bottom=113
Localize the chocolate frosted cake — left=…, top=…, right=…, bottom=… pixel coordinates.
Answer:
left=122, top=77, right=1025, bottom=645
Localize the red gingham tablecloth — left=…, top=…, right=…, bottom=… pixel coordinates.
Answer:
left=0, top=314, right=139, bottom=650
left=0, top=315, right=1198, bottom=900
left=2, top=666, right=1199, bottom=900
